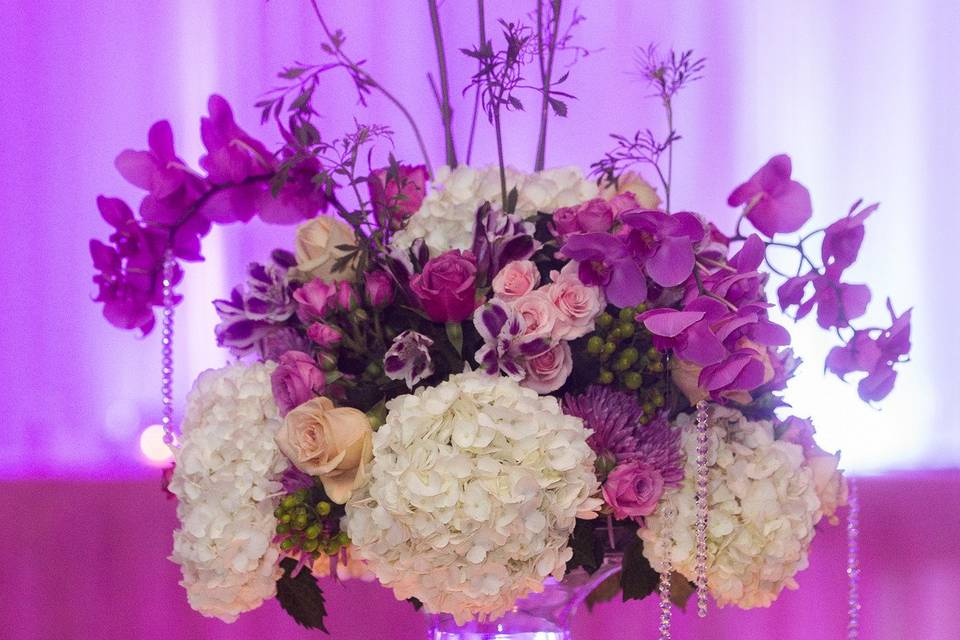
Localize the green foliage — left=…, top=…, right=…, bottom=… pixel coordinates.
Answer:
left=276, top=557, right=329, bottom=632
left=620, top=537, right=659, bottom=601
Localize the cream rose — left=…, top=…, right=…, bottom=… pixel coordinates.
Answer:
left=601, top=171, right=661, bottom=209
left=292, top=217, right=358, bottom=282
left=275, top=397, right=373, bottom=503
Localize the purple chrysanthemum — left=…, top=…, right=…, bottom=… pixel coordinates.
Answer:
left=563, top=385, right=684, bottom=486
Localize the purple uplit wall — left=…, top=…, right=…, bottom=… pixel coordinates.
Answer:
left=2, top=2, right=959, bottom=640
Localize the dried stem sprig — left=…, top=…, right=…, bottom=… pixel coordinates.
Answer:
left=592, top=46, right=704, bottom=213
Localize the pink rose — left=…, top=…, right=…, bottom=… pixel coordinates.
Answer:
left=550, top=198, right=614, bottom=239
left=608, top=192, right=640, bottom=217
left=410, top=249, right=480, bottom=323
left=602, top=461, right=665, bottom=521
left=368, top=164, right=428, bottom=229
left=307, top=322, right=342, bottom=349
left=275, top=397, right=373, bottom=504
left=512, top=289, right=566, bottom=340
left=271, top=351, right=326, bottom=415
left=491, top=260, right=540, bottom=300
left=336, top=280, right=358, bottom=311
left=294, top=278, right=336, bottom=320
left=546, top=262, right=605, bottom=340
left=364, top=270, right=395, bottom=308
left=522, top=342, right=573, bottom=393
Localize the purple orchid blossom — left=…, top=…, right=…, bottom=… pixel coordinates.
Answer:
left=472, top=203, right=541, bottom=288
left=560, top=209, right=704, bottom=308
left=825, top=299, right=911, bottom=402
left=728, top=154, right=813, bottom=236
left=473, top=300, right=549, bottom=380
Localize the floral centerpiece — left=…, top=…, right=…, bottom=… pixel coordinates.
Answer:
left=90, top=2, right=910, bottom=636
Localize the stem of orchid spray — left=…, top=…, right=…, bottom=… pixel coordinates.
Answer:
left=534, top=0, right=562, bottom=171
left=428, top=0, right=458, bottom=168
left=309, top=0, right=434, bottom=179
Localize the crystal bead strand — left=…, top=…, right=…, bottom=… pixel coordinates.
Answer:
left=694, top=400, right=710, bottom=617
left=160, top=250, right=178, bottom=448
left=846, top=477, right=861, bottom=639
left=657, top=503, right=675, bottom=640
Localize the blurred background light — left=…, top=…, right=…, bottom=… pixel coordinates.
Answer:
left=139, top=425, right=173, bottom=465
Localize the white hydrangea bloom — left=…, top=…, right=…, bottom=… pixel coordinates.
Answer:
left=639, top=405, right=821, bottom=609
left=169, top=362, right=290, bottom=622
left=344, top=371, right=600, bottom=623
left=392, top=164, right=598, bottom=256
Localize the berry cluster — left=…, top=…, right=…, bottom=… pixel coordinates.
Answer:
left=274, top=487, right=349, bottom=559
left=585, top=305, right=670, bottom=422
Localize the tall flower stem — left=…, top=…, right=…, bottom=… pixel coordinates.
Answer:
left=534, top=0, right=562, bottom=171
left=493, top=104, right=507, bottom=209
left=309, top=0, right=434, bottom=178
left=428, top=0, right=458, bottom=168
left=466, top=0, right=487, bottom=164
left=664, top=97, right=674, bottom=213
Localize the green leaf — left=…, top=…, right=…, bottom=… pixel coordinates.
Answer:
left=669, top=573, right=696, bottom=610
left=621, top=538, right=659, bottom=601
left=566, top=518, right=602, bottom=575
left=446, top=322, right=464, bottom=357
left=276, top=557, right=328, bottom=632
left=585, top=570, right=622, bottom=611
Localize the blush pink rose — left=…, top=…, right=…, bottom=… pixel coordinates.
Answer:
left=512, top=289, right=567, bottom=340
left=602, top=461, right=665, bottom=521
left=546, top=262, right=605, bottom=340
left=522, top=342, right=573, bottom=393
left=491, top=260, right=540, bottom=300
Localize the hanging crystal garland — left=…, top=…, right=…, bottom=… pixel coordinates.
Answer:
left=160, top=250, right=178, bottom=449
left=694, top=400, right=710, bottom=617
left=846, top=477, right=861, bottom=639
left=657, top=502, right=675, bottom=640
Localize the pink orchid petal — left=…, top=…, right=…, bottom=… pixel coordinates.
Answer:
left=641, top=310, right=706, bottom=338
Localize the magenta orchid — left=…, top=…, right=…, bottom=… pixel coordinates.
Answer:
left=728, top=154, right=813, bottom=236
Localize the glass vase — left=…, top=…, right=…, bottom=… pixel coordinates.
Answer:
left=427, top=555, right=622, bottom=640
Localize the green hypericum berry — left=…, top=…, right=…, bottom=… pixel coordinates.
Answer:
left=623, top=371, right=643, bottom=390
left=652, top=391, right=665, bottom=407
left=618, top=322, right=635, bottom=338
left=612, top=357, right=629, bottom=372
left=609, top=327, right=623, bottom=341
left=642, top=401, right=655, bottom=415
left=598, top=370, right=614, bottom=384
left=279, top=538, right=295, bottom=551
left=618, top=307, right=636, bottom=322
left=336, top=531, right=350, bottom=545
left=602, top=341, right=617, bottom=356
left=281, top=513, right=292, bottom=524
left=295, top=488, right=309, bottom=502
left=302, top=538, right=319, bottom=553
left=276, top=524, right=290, bottom=535
left=282, top=495, right=297, bottom=509
left=274, top=507, right=284, bottom=518
left=293, top=515, right=308, bottom=530
left=316, top=501, right=332, bottom=517
left=365, top=361, right=382, bottom=377
left=305, top=524, right=321, bottom=540
left=621, top=347, right=639, bottom=365
left=648, top=361, right=664, bottom=373
left=597, top=312, right=614, bottom=329
left=636, top=303, right=648, bottom=313
left=586, top=335, right=604, bottom=355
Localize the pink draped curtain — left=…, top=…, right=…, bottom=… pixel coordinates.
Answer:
left=2, top=1, right=959, bottom=638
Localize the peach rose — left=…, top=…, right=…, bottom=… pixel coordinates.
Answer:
left=292, top=217, right=358, bottom=282
left=547, top=262, right=605, bottom=340
left=522, top=342, right=573, bottom=393
left=492, top=260, right=540, bottom=300
left=275, top=397, right=373, bottom=504
left=601, top=171, right=661, bottom=210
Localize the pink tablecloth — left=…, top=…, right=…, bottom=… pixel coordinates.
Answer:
left=2, top=471, right=958, bottom=640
